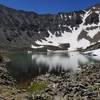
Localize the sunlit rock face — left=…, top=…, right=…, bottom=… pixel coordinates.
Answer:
left=0, top=4, right=100, bottom=51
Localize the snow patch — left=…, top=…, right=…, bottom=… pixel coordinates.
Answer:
left=31, top=45, right=44, bottom=49
left=85, top=49, right=100, bottom=56
left=84, top=49, right=100, bottom=61
left=60, top=14, right=63, bottom=19
left=87, top=26, right=99, bottom=38
left=35, top=9, right=100, bottom=51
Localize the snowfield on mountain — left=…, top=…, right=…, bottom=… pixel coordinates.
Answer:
left=0, top=4, right=100, bottom=51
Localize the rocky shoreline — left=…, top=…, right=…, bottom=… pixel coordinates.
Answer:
left=31, top=63, right=100, bottom=100
left=0, top=60, right=100, bottom=100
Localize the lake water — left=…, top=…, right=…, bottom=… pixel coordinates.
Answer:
left=7, top=51, right=100, bottom=87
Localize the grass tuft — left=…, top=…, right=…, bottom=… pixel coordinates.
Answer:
left=28, top=81, right=48, bottom=94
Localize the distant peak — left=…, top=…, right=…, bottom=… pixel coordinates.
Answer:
left=86, top=3, right=100, bottom=11
left=91, top=3, right=100, bottom=9
left=94, top=3, right=100, bottom=7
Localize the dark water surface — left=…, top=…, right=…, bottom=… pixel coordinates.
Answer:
left=7, top=51, right=100, bottom=87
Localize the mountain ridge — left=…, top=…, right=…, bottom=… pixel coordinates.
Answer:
left=0, top=4, right=100, bottom=51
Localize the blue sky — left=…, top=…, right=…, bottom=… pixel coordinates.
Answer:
left=0, top=0, right=100, bottom=14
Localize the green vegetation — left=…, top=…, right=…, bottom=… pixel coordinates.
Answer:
left=28, top=81, right=48, bottom=94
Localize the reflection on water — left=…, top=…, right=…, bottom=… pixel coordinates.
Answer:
left=7, top=51, right=100, bottom=85
left=32, top=52, right=88, bottom=71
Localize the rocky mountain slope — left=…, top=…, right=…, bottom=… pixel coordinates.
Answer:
left=0, top=4, right=100, bottom=51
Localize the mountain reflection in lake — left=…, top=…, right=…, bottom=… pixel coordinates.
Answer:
left=7, top=51, right=100, bottom=85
